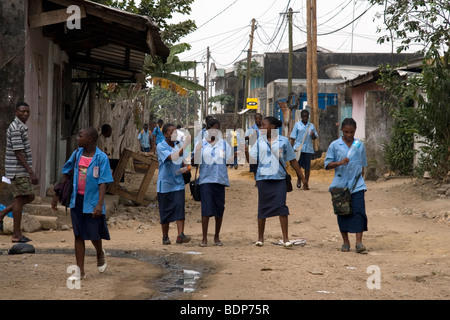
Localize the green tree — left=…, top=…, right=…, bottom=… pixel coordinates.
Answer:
left=150, top=85, right=198, bottom=126
left=145, top=43, right=205, bottom=92
left=370, top=0, right=450, bottom=181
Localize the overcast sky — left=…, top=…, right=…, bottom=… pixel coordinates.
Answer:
left=166, top=0, right=421, bottom=75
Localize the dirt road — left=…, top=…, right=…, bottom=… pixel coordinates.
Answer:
left=0, top=165, right=449, bottom=301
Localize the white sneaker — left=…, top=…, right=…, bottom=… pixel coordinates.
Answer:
left=255, top=241, right=264, bottom=247
left=98, top=249, right=107, bottom=273
left=283, top=241, right=293, bottom=248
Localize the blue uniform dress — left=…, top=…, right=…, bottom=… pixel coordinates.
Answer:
left=250, top=135, right=296, bottom=219
left=63, top=147, right=113, bottom=241
left=290, top=121, right=318, bottom=170
left=156, top=140, right=186, bottom=224
left=325, top=137, right=368, bottom=233
left=197, top=139, right=231, bottom=218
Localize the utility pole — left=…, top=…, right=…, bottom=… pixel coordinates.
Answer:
left=194, top=62, right=198, bottom=124
left=307, top=0, right=319, bottom=151
left=206, top=46, right=210, bottom=117
left=288, top=8, right=293, bottom=100
left=243, top=19, right=256, bottom=112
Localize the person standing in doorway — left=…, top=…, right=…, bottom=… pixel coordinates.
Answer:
left=0, top=102, right=38, bottom=243
left=289, top=109, right=318, bottom=190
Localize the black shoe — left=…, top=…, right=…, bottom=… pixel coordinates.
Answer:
left=176, top=233, right=191, bottom=244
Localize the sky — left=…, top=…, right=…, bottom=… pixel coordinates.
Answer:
left=167, top=0, right=421, bottom=77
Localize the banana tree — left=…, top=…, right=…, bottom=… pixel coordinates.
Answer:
left=144, top=43, right=205, bottom=95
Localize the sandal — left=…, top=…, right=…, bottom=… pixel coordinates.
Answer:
left=255, top=241, right=264, bottom=247
left=355, top=243, right=367, bottom=253
left=341, top=244, right=350, bottom=252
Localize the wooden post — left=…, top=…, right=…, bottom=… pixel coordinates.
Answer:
left=307, top=0, right=319, bottom=151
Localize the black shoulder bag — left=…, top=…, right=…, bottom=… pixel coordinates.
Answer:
left=329, top=174, right=361, bottom=216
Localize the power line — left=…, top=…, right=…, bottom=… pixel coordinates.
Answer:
left=196, top=0, right=241, bottom=31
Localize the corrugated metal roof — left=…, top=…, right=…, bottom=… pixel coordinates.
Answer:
left=38, top=0, right=170, bottom=82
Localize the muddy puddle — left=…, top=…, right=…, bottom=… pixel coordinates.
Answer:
left=36, top=248, right=209, bottom=300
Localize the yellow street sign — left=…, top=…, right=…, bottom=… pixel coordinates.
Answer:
left=247, top=98, right=258, bottom=109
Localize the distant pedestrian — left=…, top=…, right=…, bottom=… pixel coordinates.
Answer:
left=195, top=119, right=233, bottom=247
left=249, top=116, right=308, bottom=248
left=156, top=123, right=192, bottom=245
left=0, top=102, right=38, bottom=243
left=228, top=123, right=240, bottom=169
left=53, top=127, right=113, bottom=280
left=289, top=109, right=318, bottom=190
left=98, top=124, right=123, bottom=182
left=245, top=113, right=262, bottom=177
left=152, top=119, right=165, bottom=152
left=138, top=123, right=152, bottom=152
left=325, top=118, right=368, bottom=253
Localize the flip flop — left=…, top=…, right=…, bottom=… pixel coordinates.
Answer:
left=12, top=236, right=32, bottom=243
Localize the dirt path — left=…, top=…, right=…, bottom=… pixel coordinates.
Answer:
left=0, top=165, right=449, bottom=300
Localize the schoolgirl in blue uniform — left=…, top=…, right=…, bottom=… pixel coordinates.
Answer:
left=59, top=127, right=113, bottom=280
left=156, top=123, right=191, bottom=245
left=325, top=118, right=368, bottom=253
left=194, top=119, right=233, bottom=247
left=249, top=117, right=308, bottom=248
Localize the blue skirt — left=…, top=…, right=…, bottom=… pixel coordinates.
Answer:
left=337, top=190, right=368, bottom=233
left=256, top=179, right=289, bottom=219
left=157, top=190, right=185, bottom=224
left=298, top=152, right=313, bottom=170
left=71, top=194, right=110, bottom=241
left=200, top=183, right=225, bottom=218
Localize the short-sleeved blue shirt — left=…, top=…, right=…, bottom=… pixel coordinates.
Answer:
left=62, top=147, right=114, bottom=214
left=152, top=126, right=165, bottom=145
left=196, top=139, right=232, bottom=187
left=156, top=140, right=185, bottom=193
left=290, top=121, right=318, bottom=154
left=250, top=135, right=296, bottom=181
left=324, top=137, right=368, bottom=193
left=138, top=129, right=151, bottom=149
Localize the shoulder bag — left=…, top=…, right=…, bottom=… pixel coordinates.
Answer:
left=189, top=165, right=201, bottom=201
left=267, top=141, right=293, bottom=193
left=329, top=174, right=361, bottom=216
left=54, top=152, right=78, bottom=212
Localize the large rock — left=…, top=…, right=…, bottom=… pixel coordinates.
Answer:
left=2, top=213, right=41, bottom=234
